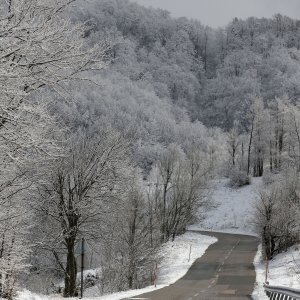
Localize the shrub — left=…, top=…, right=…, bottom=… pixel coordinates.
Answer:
left=229, top=169, right=251, bottom=188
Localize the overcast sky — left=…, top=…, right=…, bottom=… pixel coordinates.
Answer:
left=133, top=0, right=300, bottom=28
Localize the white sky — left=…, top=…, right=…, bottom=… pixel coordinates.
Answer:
left=133, top=0, right=300, bottom=28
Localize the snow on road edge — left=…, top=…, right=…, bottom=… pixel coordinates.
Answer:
left=89, top=232, right=217, bottom=299
left=252, top=245, right=268, bottom=300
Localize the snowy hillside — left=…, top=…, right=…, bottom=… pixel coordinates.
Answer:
left=190, top=178, right=262, bottom=235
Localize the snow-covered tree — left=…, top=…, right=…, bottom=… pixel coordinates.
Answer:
left=97, top=176, right=158, bottom=293
left=36, top=128, right=131, bottom=297
left=149, top=145, right=212, bottom=243
left=255, top=171, right=299, bottom=259
left=0, top=0, right=108, bottom=297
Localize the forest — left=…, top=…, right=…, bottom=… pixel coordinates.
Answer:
left=1, top=0, right=300, bottom=298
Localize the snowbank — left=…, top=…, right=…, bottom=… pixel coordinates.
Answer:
left=252, top=244, right=300, bottom=299
left=252, top=245, right=268, bottom=300
left=190, top=177, right=262, bottom=235
left=16, top=232, right=216, bottom=300
left=155, top=231, right=217, bottom=285
left=16, top=291, right=64, bottom=300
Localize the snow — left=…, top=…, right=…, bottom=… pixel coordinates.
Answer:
left=16, top=232, right=216, bottom=300
left=57, top=269, right=100, bottom=289
left=16, top=290, right=63, bottom=300
left=189, top=177, right=262, bottom=236
left=252, top=244, right=300, bottom=299
left=252, top=244, right=268, bottom=300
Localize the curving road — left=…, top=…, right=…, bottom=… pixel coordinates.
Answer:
left=127, top=231, right=259, bottom=300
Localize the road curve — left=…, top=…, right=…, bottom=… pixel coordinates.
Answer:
left=128, top=231, right=259, bottom=300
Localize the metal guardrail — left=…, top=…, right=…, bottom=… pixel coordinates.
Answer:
left=264, top=283, right=300, bottom=299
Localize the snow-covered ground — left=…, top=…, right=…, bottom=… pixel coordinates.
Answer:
left=16, top=232, right=216, bottom=300
left=252, top=245, right=268, bottom=300
left=190, top=177, right=262, bottom=235
left=20, top=177, right=300, bottom=300
left=252, top=244, right=300, bottom=300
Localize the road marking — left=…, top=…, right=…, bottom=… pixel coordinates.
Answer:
left=203, top=239, right=241, bottom=293
left=194, top=293, right=199, bottom=297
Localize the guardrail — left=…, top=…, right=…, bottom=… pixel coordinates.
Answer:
left=264, top=283, right=300, bottom=299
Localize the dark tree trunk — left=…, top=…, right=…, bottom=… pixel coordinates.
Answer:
left=161, top=180, right=169, bottom=243
left=232, top=146, right=236, bottom=166
left=128, top=273, right=133, bottom=290
left=203, top=31, right=208, bottom=73
left=64, top=240, right=77, bottom=297
left=128, top=201, right=137, bottom=289
left=263, top=226, right=273, bottom=260
left=269, top=139, right=273, bottom=172
left=253, top=153, right=264, bottom=177
left=241, top=142, right=244, bottom=171
left=247, top=118, right=254, bottom=176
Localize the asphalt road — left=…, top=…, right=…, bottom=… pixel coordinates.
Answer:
left=127, top=231, right=259, bottom=300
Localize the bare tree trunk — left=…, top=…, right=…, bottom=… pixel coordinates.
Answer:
left=269, top=139, right=273, bottom=172
left=161, top=182, right=168, bottom=243
left=278, top=121, right=284, bottom=169
left=64, top=239, right=77, bottom=297
left=127, top=200, right=137, bottom=289
left=247, top=117, right=254, bottom=176
left=0, top=232, right=5, bottom=296
left=293, top=114, right=300, bottom=170
left=203, top=30, right=208, bottom=73
left=8, top=0, right=12, bottom=14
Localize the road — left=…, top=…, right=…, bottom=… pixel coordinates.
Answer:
left=128, top=231, right=259, bottom=300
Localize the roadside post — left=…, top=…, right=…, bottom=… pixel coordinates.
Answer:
left=80, top=238, right=85, bottom=299
left=75, top=237, right=90, bottom=298
left=152, top=262, right=158, bottom=287
left=188, top=244, right=192, bottom=262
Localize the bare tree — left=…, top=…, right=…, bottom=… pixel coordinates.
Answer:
left=254, top=172, right=299, bottom=260
left=100, top=177, right=158, bottom=292
left=227, top=126, right=240, bottom=167
left=150, top=145, right=212, bottom=242
left=35, top=128, right=131, bottom=297
left=286, top=104, right=300, bottom=171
